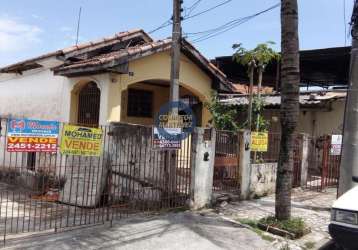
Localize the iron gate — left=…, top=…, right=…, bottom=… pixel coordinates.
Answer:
left=213, top=130, right=240, bottom=193
left=0, top=119, right=192, bottom=244
left=305, top=135, right=340, bottom=191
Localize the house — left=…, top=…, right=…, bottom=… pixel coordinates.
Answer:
left=212, top=46, right=350, bottom=137
left=0, top=29, right=231, bottom=127
left=212, top=46, right=350, bottom=91
left=220, top=90, right=346, bottom=137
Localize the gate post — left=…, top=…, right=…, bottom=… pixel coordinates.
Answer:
left=300, top=133, right=309, bottom=187
left=190, top=127, right=216, bottom=210
left=239, top=130, right=251, bottom=200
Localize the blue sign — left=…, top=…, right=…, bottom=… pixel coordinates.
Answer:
left=154, top=101, right=196, bottom=142
left=7, top=118, right=60, bottom=137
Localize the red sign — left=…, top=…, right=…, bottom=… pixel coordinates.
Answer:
left=6, top=119, right=59, bottom=153
left=7, top=137, right=58, bottom=152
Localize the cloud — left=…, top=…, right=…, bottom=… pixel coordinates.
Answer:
left=60, top=26, right=72, bottom=32
left=0, top=17, right=43, bottom=52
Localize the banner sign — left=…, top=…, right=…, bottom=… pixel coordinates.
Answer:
left=7, top=118, right=59, bottom=152
left=251, top=132, right=268, bottom=152
left=152, top=127, right=181, bottom=150
left=60, top=125, right=103, bottom=156
left=330, top=134, right=342, bottom=156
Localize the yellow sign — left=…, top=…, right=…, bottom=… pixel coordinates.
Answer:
left=251, top=132, right=268, bottom=152
left=60, top=125, right=103, bottom=156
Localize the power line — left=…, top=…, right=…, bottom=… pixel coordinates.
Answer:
left=149, top=0, right=233, bottom=35
left=185, top=0, right=233, bottom=20
left=185, top=0, right=203, bottom=17
left=148, top=19, right=172, bottom=34
left=187, top=3, right=280, bottom=43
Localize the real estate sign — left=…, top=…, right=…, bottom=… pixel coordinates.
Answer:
left=60, top=125, right=103, bottom=156
left=7, top=118, right=59, bottom=152
left=251, top=132, right=268, bottom=152
left=152, top=127, right=181, bottom=150
left=330, top=134, right=342, bottom=156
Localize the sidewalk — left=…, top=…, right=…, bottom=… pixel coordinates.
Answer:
left=215, top=188, right=336, bottom=250
left=4, top=211, right=274, bottom=250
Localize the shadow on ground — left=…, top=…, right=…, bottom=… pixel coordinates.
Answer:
left=4, top=212, right=274, bottom=250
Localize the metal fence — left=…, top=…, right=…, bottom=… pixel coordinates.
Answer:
left=213, top=130, right=240, bottom=193
left=0, top=118, right=192, bottom=244
left=305, top=135, right=340, bottom=191
left=251, top=133, right=340, bottom=190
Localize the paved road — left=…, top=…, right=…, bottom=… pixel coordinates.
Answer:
left=4, top=212, right=274, bottom=250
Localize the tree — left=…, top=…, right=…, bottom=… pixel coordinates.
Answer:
left=233, top=42, right=279, bottom=131
left=205, top=92, right=242, bottom=131
left=275, top=0, right=300, bottom=220
left=233, top=44, right=256, bottom=130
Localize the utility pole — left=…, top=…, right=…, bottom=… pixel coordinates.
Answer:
left=166, top=0, right=183, bottom=196
left=339, top=0, right=358, bottom=195
left=170, top=0, right=183, bottom=108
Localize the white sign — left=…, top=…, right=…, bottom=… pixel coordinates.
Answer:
left=330, top=134, right=342, bottom=156
left=152, top=127, right=182, bottom=150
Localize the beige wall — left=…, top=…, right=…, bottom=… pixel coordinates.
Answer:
left=106, top=51, right=213, bottom=126
left=263, top=99, right=345, bottom=137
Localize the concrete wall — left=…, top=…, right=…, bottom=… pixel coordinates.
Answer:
left=0, top=69, right=67, bottom=121
left=109, top=51, right=213, bottom=126
left=0, top=50, right=213, bottom=127
left=263, top=99, right=345, bottom=137
left=249, top=163, right=277, bottom=198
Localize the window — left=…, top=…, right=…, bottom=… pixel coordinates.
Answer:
left=127, top=89, right=153, bottom=117
left=77, top=82, right=100, bottom=126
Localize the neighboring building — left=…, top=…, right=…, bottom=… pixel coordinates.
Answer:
left=0, top=29, right=231, bottom=127
left=213, top=46, right=350, bottom=137
left=212, top=46, right=350, bottom=91
left=221, top=91, right=346, bottom=137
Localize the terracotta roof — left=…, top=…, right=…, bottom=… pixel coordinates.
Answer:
left=0, top=29, right=152, bottom=73
left=0, top=29, right=231, bottom=92
left=231, top=83, right=274, bottom=94
left=55, top=39, right=172, bottom=71
left=220, top=91, right=346, bottom=107
left=54, top=38, right=232, bottom=92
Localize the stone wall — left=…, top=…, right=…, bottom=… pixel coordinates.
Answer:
left=249, top=163, right=277, bottom=198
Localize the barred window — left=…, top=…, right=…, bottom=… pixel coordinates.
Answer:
left=127, top=89, right=153, bottom=117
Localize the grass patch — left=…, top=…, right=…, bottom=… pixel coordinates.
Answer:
left=237, top=218, right=275, bottom=242
left=279, top=243, right=291, bottom=250
left=259, top=216, right=307, bottom=236
left=304, top=241, right=315, bottom=249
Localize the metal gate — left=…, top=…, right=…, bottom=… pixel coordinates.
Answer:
left=0, top=119, right=192, bottom=244
left=305, top=135, right=340, bottom=191
left=213, top=130, right=240, bottom=193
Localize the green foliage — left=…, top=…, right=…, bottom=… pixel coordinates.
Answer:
left=304, top=241, right=316, bottom=250
left=279, top=243, right=291, bottom=250
left=232, top=42, right=278, bottom=132
left=252, top=96, right=269, bottom=132
left=232, top=41, right=280, bottom=69
left=205, top=92, right=242, bottom=132
left=259, top=216, right=306, bottom=236
left=238, top=218, right=275, bottom=242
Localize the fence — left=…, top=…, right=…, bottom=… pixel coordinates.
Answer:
left=0, top=118, right=192, bottom=244
left=305, top=135, right=340, bottom=191
left=213, top=130, right=240, bottom=193
left=253, top=133, right=340, bottom=191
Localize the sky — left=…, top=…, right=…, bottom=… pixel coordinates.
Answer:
left=0, top=0, right=354, bottom=67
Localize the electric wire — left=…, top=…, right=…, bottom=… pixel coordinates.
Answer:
left=149, top=0, right=233, bottom=34
left=187, top=3, right=280, bottom=43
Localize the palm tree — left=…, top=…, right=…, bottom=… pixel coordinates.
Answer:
left=233, top=43, right=256, bottom=130
left=275, top=0, right=300, bottom=220
left=233, top=42, right=279, bottom=131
